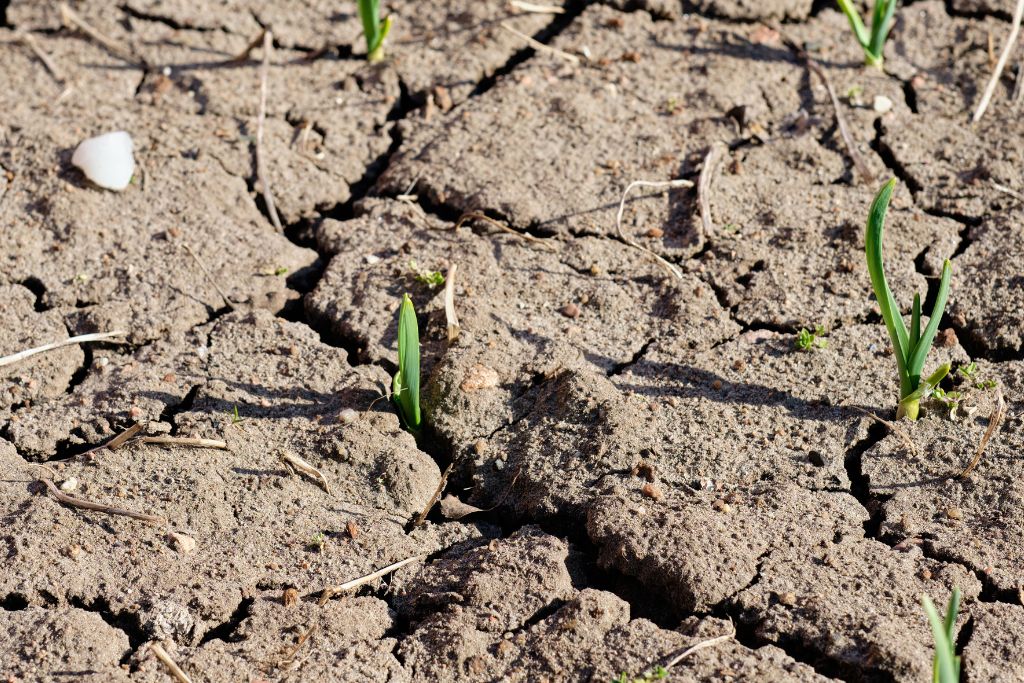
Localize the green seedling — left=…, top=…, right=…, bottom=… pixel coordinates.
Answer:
left=309, top=531, right=327, bottom=554
left=392, top=293, right=421, bottom=432
left=357, top=0, right=392, bottom=63
left=932, top=387, right=963, bottom=420
left=957, top=362, right=998, bottom=390
left=409, top=260, right=445, bottom=288
left=836, top=0, right=898, bottom=68
left=796, top=325, right=829, bottom=351
left=611, top=667, right=668, bottom=683
left=922, top=587, right=961, bottom=683
left=230, top=405, right=243, bottom=424
left=865, top=178, right=952, bottom=420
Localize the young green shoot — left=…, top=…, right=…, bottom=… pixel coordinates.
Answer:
left=357, top=0, right=392, bottom=63
left=922, top=588, right=961, bottom=683
left=611, top=667, right=668, bottom=683
left=392, top=294, right=421, bottom=433
left=836, top=0, right=898, bottom=68
left=409, top=260, right=445, bottom=288
left=865, top=178, right=952, bottom=420
left=796, top=324, right=829, bottom=351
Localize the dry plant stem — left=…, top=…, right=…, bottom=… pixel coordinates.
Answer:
left=509, top=0, right=565, bottom=13
left=993, top=181, right=1024, bottom=202
left=959, top=385, right=1006, bottom=478
left=256, top=30, right=284, bottom=232
left=1013, top=59, right=1024, bottom=110
left=413, top=462, right=454, bottom=526
left=455, top=212, right=556, bottom=249
left=973, top=0, right=1024, bottom=122
left=499, top=23, right=580, bottom=64
left=804, top=58, right=874, bottom=182
left=0, top=331, right=126, bottom=368
left=317, top=554, right=424, bottom=605
left=614, top=180, right=692, bottom=281
left=697, top=144, right=724, bottom=239
left=16, top=31, right=66, bottom=84
left=58, top=3, right=142, bottom=66
left=182, top=243, right=236, bottom=310
left=268, top=624, right=316, bottom=671
left=107, top=422, right=145, bottom=450
left=39, top=478, right=165, bottom=524
left=280, top=452, right=331, bottom=494
left=852, top=407, right=918, bottom=457
left=444, top=263, right=460, bottom=343
left=139, top=436, right=228, bottom=450
left=149, top=642, right=193, bottom=683
left=230, top=29, right=266, bottom=63
left=663, top=622, right=736, bottom=669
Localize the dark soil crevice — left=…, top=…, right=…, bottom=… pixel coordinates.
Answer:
left=607, top=338, right=655, bottom=376
left=871, top=118, right=923, bottom=194
left=119, top=4, right=217, bottom=32
left=199, top=596, right=255, bottom=645
left=844, top=421, right=890, bottom=539
left=67, top=595, right=148, bottom=662
left=943, top=0, right=1014, bottom=21
left=19, top=277, right=49, bottom=312
left=0, top=593, right=29, bottom=611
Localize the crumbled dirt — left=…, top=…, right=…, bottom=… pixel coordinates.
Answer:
left=2, top=0, right=1023, bottom=680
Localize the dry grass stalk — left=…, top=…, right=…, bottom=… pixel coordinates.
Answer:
left=804, top=58, right=874, bottom=182
left=499, top=22, right=580, bottom=64
left=140, top=436, right=229, bottom=450
left=280, top=452, right=331, bottom=494
left=455, top=212, right=557, bottom=249
left=16, top=31, right=66, bottom=85
left=852, top=407, right=919, bottom=457
left=265, top=624, right=316, bottom=672
left=614, top=179, right=692, bottom=280
left=0, top=331, right=126, bottom=368
left=959, top=385, right=1006, bottom=478
left=413, top=462, right=454, bottom=526
left=993, top=181, right=1024, bottom=203
left=664, top=621, right=736, bottom=669
left=444, top=263, right=460, bottom=343
left=697, top=144, right=724, bottom=239
left=149, top=642, right=193, bottom=683
left=973, top=0, right=1024, bottom=122
left=182, top=243, right=237, bottom=310
left=317, top=554, right=424, bottom=605
left=38, top=478, right=165, bottom=524
left=230, top=29, right=267, bottom=63
left=256, top=30, right=284, bottom=231
left=58, top=3, right=142, bottom=66
left=509, top=1, right=565, bottom=13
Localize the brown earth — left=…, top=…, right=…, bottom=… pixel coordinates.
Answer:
left=2, top=0, right=1023, bottom=682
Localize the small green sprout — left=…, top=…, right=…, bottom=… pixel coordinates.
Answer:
left=274, top=266, right=288, bottom=276
left=230, top=405, right=243, bottom=424
left=932, top=387, right=963, bottom=420
left=836, top=0, right=898, bottom=68
left=865, top=178, right=952, bottom=420
left=409, top=260, right=445, bottom=288
left=392, top=293, right=421, bottom=432
left=309, top=531, right=327, bottom=553
left=611, top=667, right=668, bottom=683
left=922, top=587, right=961, bottom=683
left=357, top=0, right=392, bottom=63
left=957, top=362, right=998, bottom=390
left=796, top=325, right=829, bottom=351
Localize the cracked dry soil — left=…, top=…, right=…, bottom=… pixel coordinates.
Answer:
left=1, top=0, right=1023, bottom=681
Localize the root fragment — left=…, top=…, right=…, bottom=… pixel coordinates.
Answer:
left=959, top=385, right=1006, bottom=478
left=317, top=554, right=424, bottom=605
left=280, top=452, right=331, bottom=494
left=37, top=477, right=165, bottom=524
left=614, top=179, right=692, bottom=281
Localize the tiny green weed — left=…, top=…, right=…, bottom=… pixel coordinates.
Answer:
left=392, top=293, right=421, bottom=432
left=922, top=587, right=961, bottom=683
left=865, top=178, right=952, bottom=420
left=357, top=0, right=392, bottom=62
left=796, top=325, right=829, bottom=351
left=409, top=260, right=445, bottom=288
left=836, top=0, right=898, bottom=68
left=611, top=666, right=668, bottom=683
left=230, top=405, right=243, bottom=424
left=309, top=531, right=327, bottom=553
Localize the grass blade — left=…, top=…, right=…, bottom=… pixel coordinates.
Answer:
left=392, top=294, right=421, bottom=430
left=865, top=178, right=911, bottom=395
left=868, top=0, right=899, bottom=64
left=910, top=293, right=921, bottom=353
left=923, top=591, right=960, bottom=683
left=837, top=0, right=871, bottom=49
left=907, top=259, right=952, bottom=379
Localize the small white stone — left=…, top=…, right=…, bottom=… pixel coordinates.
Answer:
left=59, top=477, right=78, bottom=492
left=872, top=95, right=893, bottom=113
left=338, top=408, right=359, bottom=424
left=364, top=254, right=381, bottom=265
left=71, top=131, right=135, bottom=191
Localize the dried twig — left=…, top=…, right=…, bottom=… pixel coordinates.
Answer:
left=38, top=478, right=165, bottom=524
left=499, top=23, right=580, bottom=64
left=229, top=29, right=266, bottom=64
left=0, top=331, right=126, bottom=368
left=280, top=452, right=331, bottom=495
left=58, top=2, right=142, bottom=66
left=993, top=181, right=1024, bottom=203
left=959, top=385, right=1006, bottom=478
left=455, top=212, right=556, bottom=249
left=803, top=58, right=874, bottom=182
left=413, top=462, right=454, bottom=527
left=149, top=642, right=193, bottom=683
left=317, top=554, right=424, bottom=605
left=256, top=30, right=284, bottom=231
left=663, top=621, right=736, bottom=669
left=614, top=179, right=692, bottom=280
left=182, top=243, right=236, bottom=310
left=852, top=407, right=919, bottom=457
left=973, top=0, right=1024, bottom=122
left=139, top=436, right=229, bottom=450
left=16, top=31, right=66, bottom=84
left=265, top=624, right=316, bottom=673
left=509, top=1, right=565, bottom=13
left=697, top=144, right=724, bottom=240
left=444, top=263, right=460, bottom=344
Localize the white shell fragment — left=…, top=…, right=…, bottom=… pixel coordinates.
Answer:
left=872, top=95, right=893, bottom=114
left=71, top=131, right=135, bottom=191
